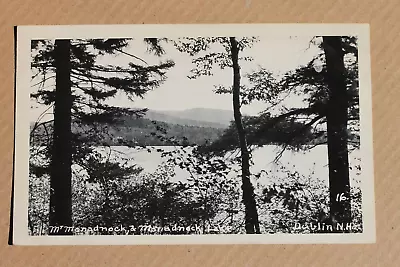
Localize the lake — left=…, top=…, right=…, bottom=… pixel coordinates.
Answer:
left=96, top=145, right=362, bottom=188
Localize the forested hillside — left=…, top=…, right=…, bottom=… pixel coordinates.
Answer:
left=31, top=116, right=226, bottom=147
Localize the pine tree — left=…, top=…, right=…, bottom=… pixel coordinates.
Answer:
left=201, top=36, right=359, bottom=231
left=322, top=36, right=351, bottom=229
left=49, top=40, right=73, bottom=233
left=30, top=38, right=174, bottom=235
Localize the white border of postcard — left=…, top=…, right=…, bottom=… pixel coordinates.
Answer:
left=13, top=23, right=375, bottom=245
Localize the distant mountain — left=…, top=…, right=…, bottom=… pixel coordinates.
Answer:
left=146, top=108, right=234, bottom=128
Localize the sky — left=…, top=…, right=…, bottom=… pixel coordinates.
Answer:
left=30, top=35, right=322, bottom=122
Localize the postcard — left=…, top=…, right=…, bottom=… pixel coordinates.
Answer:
left=12, top=24, right=375, bottom=245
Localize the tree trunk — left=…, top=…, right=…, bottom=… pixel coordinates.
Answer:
left=322, top=36, right=352, bottom=232
left=229, top=37, right=261, bottom=234
left=49, top=39, right=73, bottom=235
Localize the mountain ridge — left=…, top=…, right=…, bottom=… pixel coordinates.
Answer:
left=142, top=107, right=235, bottom=128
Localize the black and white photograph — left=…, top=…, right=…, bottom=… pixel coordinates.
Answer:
left=13, top=24, right=375, bottom=245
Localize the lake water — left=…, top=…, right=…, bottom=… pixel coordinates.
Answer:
left=96, top=145, right=362, bottom=188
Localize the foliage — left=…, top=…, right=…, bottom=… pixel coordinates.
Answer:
left=202, top=36, right=360, bottom=157
left=29, top=147, right=243, bottom=235
left=253, top=162, right=362, bottom=233
left=197, top=113, right=320, bottom=157
left=173, top=37, right=257, bottom=79
left=28, top=144, right=363, bottom=235
left=30, top=38, right=175, bottom=177
left=173, top=36, right=263, bottom=234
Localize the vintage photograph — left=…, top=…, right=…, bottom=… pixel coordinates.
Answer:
left=13, top=24, right=375, bottom=245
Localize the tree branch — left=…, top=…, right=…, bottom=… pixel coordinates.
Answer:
left=114, top=48, right=148, bottom=65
